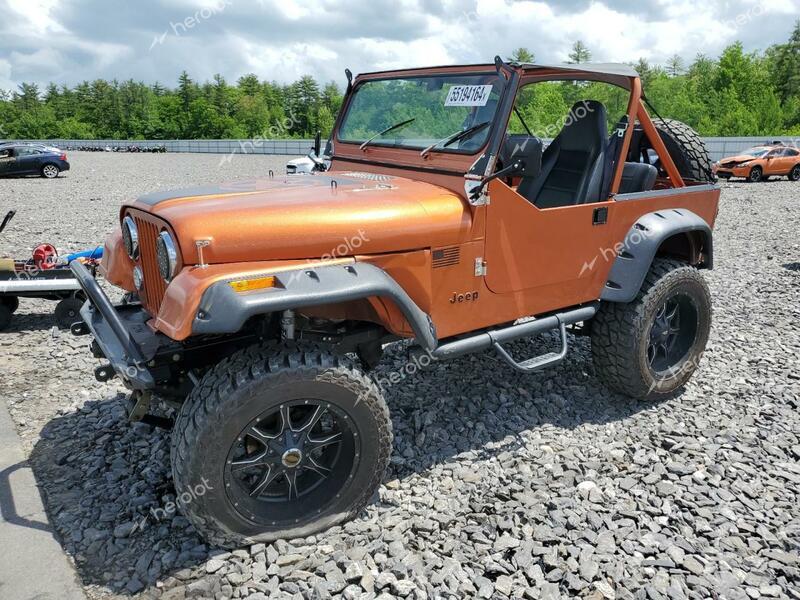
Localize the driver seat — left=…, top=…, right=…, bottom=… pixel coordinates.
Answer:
left=520, top=100, right=609, bottom=208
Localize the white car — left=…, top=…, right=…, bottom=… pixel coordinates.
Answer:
left=285, top=155, right=331, bottom=174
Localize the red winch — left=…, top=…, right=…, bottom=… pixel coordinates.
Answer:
left=32, top=243, right=58, bottom=270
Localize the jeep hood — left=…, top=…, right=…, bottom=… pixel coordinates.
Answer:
left=128, top=172, right=471, bottom=264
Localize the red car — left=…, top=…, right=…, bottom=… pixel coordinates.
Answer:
left=714, top=143, right=800, bottom=182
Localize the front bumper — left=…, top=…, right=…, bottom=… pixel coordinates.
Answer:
left=70, top=260, right=161, bottom=390
left=714, top=164, right=749, bottom=178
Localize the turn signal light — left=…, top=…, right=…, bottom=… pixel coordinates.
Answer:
left=228, top=276, right=276, bottom=293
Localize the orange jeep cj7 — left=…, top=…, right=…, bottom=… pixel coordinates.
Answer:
left=71, top=58, right=720, bottom=546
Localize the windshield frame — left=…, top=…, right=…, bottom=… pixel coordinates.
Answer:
left=334, top=71, right=507, bottom=157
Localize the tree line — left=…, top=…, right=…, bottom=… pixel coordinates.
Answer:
left=0, top=72, right=343, bottom=140
left=1, top=22, right=798, bottom=141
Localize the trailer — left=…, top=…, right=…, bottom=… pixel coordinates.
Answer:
left=0, top=210, right=101, bottom=330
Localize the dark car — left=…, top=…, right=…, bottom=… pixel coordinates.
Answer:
left=0, top=144, right=70, bottom=178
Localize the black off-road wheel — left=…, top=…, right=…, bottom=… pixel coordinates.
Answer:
left=590, top=258, right=711, bottom=400
left=748, top=166, right=763, bottom=183
left=170, top=342, right=392, bottom=548
left=54, top=295, right=84, bottom=329
left=651, top=118, right=715, bottom=183
left=789, top=164, right=800, bottom=182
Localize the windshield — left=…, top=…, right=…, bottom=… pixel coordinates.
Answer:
left=338, top=73, right=504, bottom=153
left=741, top=147, right=770, bottom=158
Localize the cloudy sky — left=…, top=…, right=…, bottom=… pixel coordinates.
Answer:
left=1, top=0, right=798, bottom=90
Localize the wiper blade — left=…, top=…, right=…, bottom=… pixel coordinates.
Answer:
left=360, top=118, right=416, bottom=151
left=420, top=121, right=491, bottom=158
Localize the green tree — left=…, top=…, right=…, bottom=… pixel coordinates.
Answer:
left=666, top=54, right=684, bottom=77
left=568, top=41, right=591, bottom=64
left=509, top=48, right=535, bottom=63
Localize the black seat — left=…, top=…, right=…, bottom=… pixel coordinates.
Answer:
left=619, top=162, right=658, bottom=194
left=519, top=100, right=609, bottom=208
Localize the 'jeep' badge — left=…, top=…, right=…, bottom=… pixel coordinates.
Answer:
left=449, top=291, right=479, bottom=304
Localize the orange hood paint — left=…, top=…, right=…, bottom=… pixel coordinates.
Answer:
left=127, top=172, right=471, bottom=265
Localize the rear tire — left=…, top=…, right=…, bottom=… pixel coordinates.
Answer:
left=41, top=164, right=60, bottom=178
left=748, top=166, right=763, bottom=183
left=790, top=164, right=800, bottom=182
left=590, top=258, right=711, bottom=400
left=170, top=342, right=392, bottom=548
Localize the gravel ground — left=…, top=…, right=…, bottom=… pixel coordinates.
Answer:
left=1, top=152, right=798, bottom=600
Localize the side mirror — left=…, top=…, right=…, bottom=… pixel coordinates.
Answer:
left=506, top=137, right=543, bottom=179
left=307, top=131, right=328, bottom=172
left=469, top=137, right=543, bottom=201
left=313, top=131, right=322, bottom=157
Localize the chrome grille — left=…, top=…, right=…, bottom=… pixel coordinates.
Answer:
left=132, top=214, right=169, bottom=316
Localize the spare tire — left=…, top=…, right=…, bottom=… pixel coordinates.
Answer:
left=651, top=118, right=715, bottom=183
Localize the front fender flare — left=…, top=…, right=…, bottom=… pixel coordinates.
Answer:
left=601, top=208, right=713, bottom=303
left=192, top=262, right=438, bottom=350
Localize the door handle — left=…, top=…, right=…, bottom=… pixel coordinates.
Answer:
left=592, top=207, right=608, bottom=225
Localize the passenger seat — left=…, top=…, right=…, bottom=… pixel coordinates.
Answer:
left=618, top=162, right=658, bottom=194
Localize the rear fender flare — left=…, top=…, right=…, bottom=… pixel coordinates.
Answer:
left=192, top=262, right=438, bottom=350
left=601, top=208, right=713, bottom=303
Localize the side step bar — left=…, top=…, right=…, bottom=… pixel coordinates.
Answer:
left=428, top=303, right=598, bottom=372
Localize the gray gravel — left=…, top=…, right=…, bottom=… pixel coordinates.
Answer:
left=1, top=153, right=799, bottom=600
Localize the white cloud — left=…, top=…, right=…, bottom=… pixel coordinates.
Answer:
left=0, top=0, right=798, bottom=91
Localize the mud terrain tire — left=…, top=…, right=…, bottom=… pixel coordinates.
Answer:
left=652, top=118, right=715, bottom=183
left=591, top=258, right=711, bottom=400
left=170, top=342, right=392, bottom=548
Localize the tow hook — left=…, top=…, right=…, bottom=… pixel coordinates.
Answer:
left=94, top=363, right=116, bottom=382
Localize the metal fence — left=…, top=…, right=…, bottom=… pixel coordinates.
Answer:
left=3, top=136, right=799, bottom=161
left=4, top=138, right=316, bottom=156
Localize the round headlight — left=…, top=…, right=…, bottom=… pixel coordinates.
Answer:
left=122, top=216, right=139, bottom=259
left=156, top=231, right=178, bottom=282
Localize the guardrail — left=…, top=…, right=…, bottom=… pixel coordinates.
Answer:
left=3, top=139, right=316, bottom=156
left=3, top=136, right=798, bottom=161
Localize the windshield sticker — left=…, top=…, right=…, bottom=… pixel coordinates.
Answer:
left=445, top=85, right=493, bottom=107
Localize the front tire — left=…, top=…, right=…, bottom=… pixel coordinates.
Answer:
left=748, top=166, right=763, bottom=183
left=590, top=258, right=711, bottom=400
left=170, top=342, right=392, bottom=548
left=41, top=164, right=60, bottom=178
left=790, top=164, right=800, bottom=182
